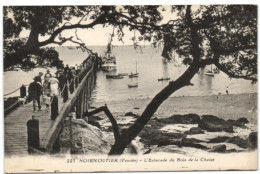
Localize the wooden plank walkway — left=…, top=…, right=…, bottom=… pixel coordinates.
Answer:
left=4, top=94, right=69, bottom=156
left=5, top=56, right=98, bottom=155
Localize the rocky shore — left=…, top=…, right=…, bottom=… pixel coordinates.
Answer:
left=60, top=93, right=257, bottom=156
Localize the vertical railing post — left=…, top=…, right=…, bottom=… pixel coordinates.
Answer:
left=51, top=96, right=58, bottom=120
left=76, top=97, right=80, bottom=119
left=20, top=85, right=26, bottom=98
left=63, top=84, right=68, bottom=103
left=79, top=91, right=83, bottom=118
left=75, top=76, right=79, bottom=89
left=27, top=116, right=40, bottom=153
left=69, top=80, right=74, bottom=94
left=82, top=81, right=86, bottom=114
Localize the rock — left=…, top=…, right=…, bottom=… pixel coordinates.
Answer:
left=157, top=138, right=181, bottom=147
left=161, top=114, right=200, bottom=124
left=150, top=145, right=187, bottom=155
left=227, top=117, right=249, bottom=127
left=198, top=115, right=234, bottom=133
left=236, top=117, right=249, bottom=124
left=133, top=107, right=140, bottom=109
left=181, top=138, right=208, bottom=150
left=143, top=149, right=152, bottom=155
left=139, top=126, right=163, bottom=145
left=207, top=136, right=230, bottom=143
left=90, top=115, right=104, bottom=121
left=163, top=132, right=187, bottom=139
left=226, top=136, right=248, bottom=149
left=88, top=120, right=101, bottom=129
left=226, top=149, right=237, bottom=153
left=147, top=119, right=165, bottom=129
left=248, top=132, right=257, bottom=149
left=210, top=144, right=227, bottom=153
left=125, top=112, right=139, bottom=118
left=139, top=125, right=187, bottom=147
left=60, top=119, right=112, bottom=154
left=185, top=127, right=204, bottom=135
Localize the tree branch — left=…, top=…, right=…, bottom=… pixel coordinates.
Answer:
left=38, top=14, right=107, bottom=47
left=220, top=45, right=256, bottom=55
left=83, top=105, right=120, bottom=142
left=215, top=61, right=256, bottom=81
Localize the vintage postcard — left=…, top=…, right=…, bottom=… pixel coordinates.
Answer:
left=3, top=4, right=258, bottom=173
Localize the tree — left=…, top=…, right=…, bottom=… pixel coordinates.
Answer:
left=3, top=6, right=162, bottom=71
left=4, top=5, right=257, bottom=155
left=108, top=5, right=257, bottom=155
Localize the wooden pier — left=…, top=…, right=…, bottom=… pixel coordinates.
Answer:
left=4, top=54, right=99, bottom=155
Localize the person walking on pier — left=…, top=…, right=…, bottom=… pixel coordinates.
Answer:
left=29, top=77, right=43, bottom=112
left=64, top=64, right=70, bottom=75
left=49, top=74, right=59, bottom=96
left=35, top=72, right=43, bottom=85
left=43, top=69, right=52, bottom=96
left=67, top=68, right=74, bottom=84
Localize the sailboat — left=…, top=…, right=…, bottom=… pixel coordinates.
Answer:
left=128, top=77, right=138, bottom=88
left=129, top=61, right=139, bottom=78
left=205, top=65, right=215, bottom=76
left=101, top=31, right=117, bottom=72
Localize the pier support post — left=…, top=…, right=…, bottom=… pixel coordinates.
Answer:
left=51, top=96, right=58, bottom=120
left=20, top=85, right=26, bottom=98
left=27, top=116, right=40, bottom=153
left=76, top=97, right=80, bottom=119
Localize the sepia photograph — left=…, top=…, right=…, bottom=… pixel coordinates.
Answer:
left=3, top=2, right=258, bottom=173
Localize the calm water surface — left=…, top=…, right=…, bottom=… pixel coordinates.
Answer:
left=4, top=46, right=257, bottom=102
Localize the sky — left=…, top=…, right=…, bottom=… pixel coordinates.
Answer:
left=18, top=5, right=175, bottom=46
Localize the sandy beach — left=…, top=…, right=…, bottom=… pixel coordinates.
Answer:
left=91, top=93, right=257, bottom=124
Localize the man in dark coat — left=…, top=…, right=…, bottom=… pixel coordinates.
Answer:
left=35, top=72, right=43, bottom=85
left=29, top=77, right=43, bottom=112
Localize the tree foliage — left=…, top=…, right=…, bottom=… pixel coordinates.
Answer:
left=156, top=5, right=257, bottom=83
left=3, top=6, right=163, bottom=71
left=3, top=5, right=257, bottom=155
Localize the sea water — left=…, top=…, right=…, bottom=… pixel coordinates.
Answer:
left=3, top=46, right=257, bottom=102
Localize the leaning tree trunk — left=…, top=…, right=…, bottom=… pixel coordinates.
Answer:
left=109, top=5, right=201, bottom=155
left=109, top=62, right=200, bottom=155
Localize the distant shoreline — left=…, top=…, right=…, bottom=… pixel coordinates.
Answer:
left=93, top=92, right=257, bottom=103
left=92, top=93, right=257, bottom=124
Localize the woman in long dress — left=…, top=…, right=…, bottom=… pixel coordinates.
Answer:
left=49, top=74, right=59, bottom=96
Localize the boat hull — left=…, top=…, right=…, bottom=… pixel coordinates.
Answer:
left=205, top=72, right=215, bottom=76
left=101, top=64, right=117, bottom=72
left=106, top=75, right=123, bottom=79
left=128, top=84, right=138, bottom=88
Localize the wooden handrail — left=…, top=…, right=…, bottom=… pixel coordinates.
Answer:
left=41, top=63, right=95, bottom=152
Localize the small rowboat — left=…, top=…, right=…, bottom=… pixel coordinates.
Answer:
left=128, top=84, right=138, bottom=88
left=106, top=75, right=123, bottom=79
left=158, top=77, right=171, bottom=81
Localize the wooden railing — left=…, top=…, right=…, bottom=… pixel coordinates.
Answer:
left=36, top=54, right=99, bottom=153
